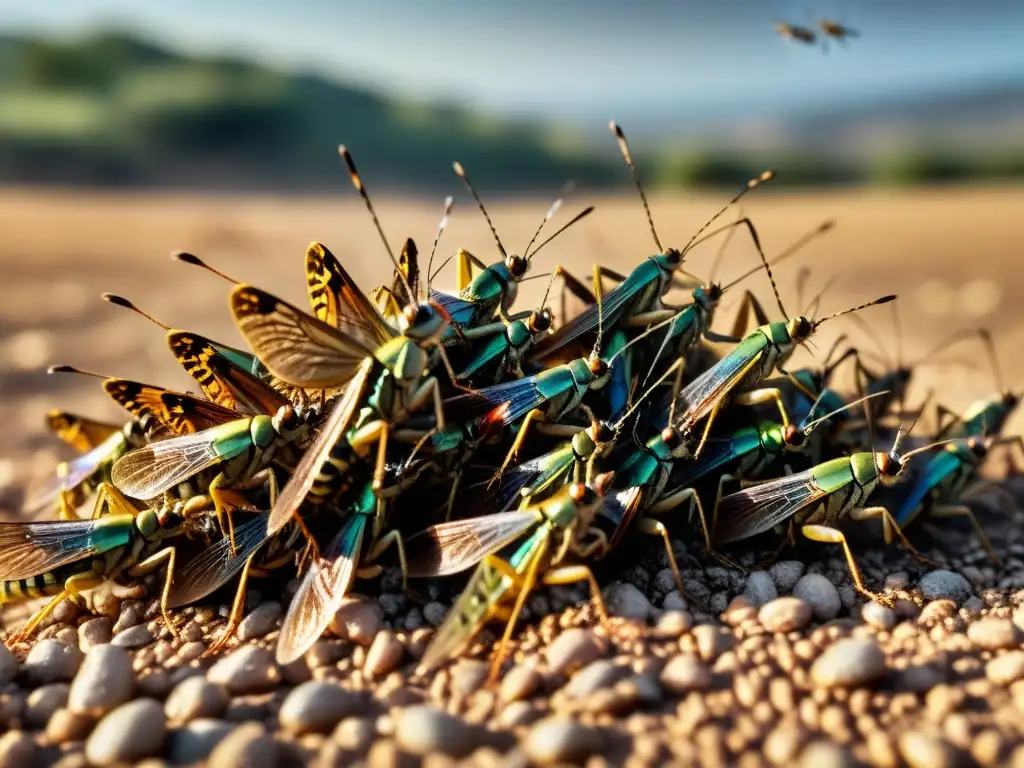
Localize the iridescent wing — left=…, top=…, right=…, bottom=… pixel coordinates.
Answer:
left=713, top=468, right=826, bottom=544
left=675, top=336, right=765, bottom=429
left=0, top=517, right=134, bottom=581
left=405, top=510, right=542, bottom=577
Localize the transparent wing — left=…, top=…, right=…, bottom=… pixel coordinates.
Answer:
left=713, top=469, right=826, bottom=544
left=675, top=338, right=764, bottom=428
left=24, top=431, right=127, bottom=514
left=443, top=376, right=546, bottom=426
left=429, top=289, right=478, bottom=327
left=405, top=510, right=542, bottom=577
left=111, top=427, right=229, bottom=499
left=0, top=518, right=133, bottom=581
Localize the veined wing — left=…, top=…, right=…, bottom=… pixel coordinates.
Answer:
left=24, top=431, right=128, bottom=514
left=0, top=516, right=134, bottom=581
left=406, top=510, right=543, bottom=577
left=454, top=332, right=509, bottom=380
left=675, top=337, right=764, bottom=429
left=714, top=468, right=827, bottom=544
left=230, top=284, right=376, bottom=389
left=602, top=485, right=645, bottom=549
left=168, top=512, right=271, bottom=607
left=46, top=411, right=120, bottom=454
left=443, top=376, right=547, bottom=427
left=111, top=421, right=247, bottom=499
left=276, top=512, right=367, bottom=665
left=305, top=242, right=396, bottom=344
left=168, top=331, right=290, bottom=416
left=664, top=436, right=743, bottom=492
left=104, top=380, right=238, bottom=436
left=268, top=357, right=374, bottom=535
left=430, top=289, right=478, bottom=327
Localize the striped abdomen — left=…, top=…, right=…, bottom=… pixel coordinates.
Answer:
left=0, top=560, right=94, bottom=605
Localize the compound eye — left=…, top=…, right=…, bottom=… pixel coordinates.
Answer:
left=507, top=255, right=528, bottom=277
left=665, top=248, right=683, bottom=265
left=589, top=358, right=608, bottom=376
left=532, top=311, right=552, bottom=331
left=661, top=426, right=679, bottom=446
left=569, top=483, right=587, bottom=503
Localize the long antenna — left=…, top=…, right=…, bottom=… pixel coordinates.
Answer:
left=527, top=206, right=595, bottom=259
left=707, top=208, right=743, bottom=285
left=101, top=294, right=171, bottom=331
left=452, top=161, right=507, bottom=259
left=524, top=181, right=573, bottom=259
left=721, top=218, right=835, bottom=292
left=813, top=295, right=897, bottom=328
left=682, top=171, right=774, bottom=254
left=978, top=329, right=1006, bottom=395
left=846, top=314, right=894, bottom=368
left=806, top=275, right=839, bottom=319
left=803, top=390, right=890, bottom=434
left=48, top=364, right=111, bottom=380
left=425, top=195, right=453, bottom=295
left=729, top=215, right=788, bottom=318
left=339, top=145, right=411, bottom=301
left=610, top=122, right=662, bottom=252
left=172, top=252, right=241, bottom=285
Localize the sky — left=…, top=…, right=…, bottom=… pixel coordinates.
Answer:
left=3, top=0, right=1024, bottom=127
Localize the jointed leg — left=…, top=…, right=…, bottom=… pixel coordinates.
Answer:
left=848, top=505, right=940, bottom=565
left=203, top=550, right=260, bottom=656
left=733, top=387, right=791, bottom=428
left=492, top=409, right=545, bottom=482
left=361, top=529, right=410, bottom=595
left=541, top=564, right=610, bottom=626
left=488, top=540, right=549, bottom=684
left=7, top=573, right=105, bottom=646
left=127, top=546, right=179, bottom=639
left=801, top=524, right=892, bottom=606
left=930, top=503, right=999, bottom=563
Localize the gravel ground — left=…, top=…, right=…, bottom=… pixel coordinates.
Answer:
left=1, top=481, right=1023, bottom=767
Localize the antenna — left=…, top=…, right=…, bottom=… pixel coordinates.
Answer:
left=524, top=181, right=573, bottom=259
left=978, top=329, right=1006, bottom=395
left=803, top=390, right=890, bottom=434
left=846, top=314, right=894, bottom=368
left=609, top=122, right=662, bottom=252
left=813, top=295, right=897, bottom=328
left=727, top=215, right=788, bottom=318
left=452, top=161, right=507, bottom=259
left=172, top=252, right=241, bottom=285
left=48, top=364, right=110, bottom=380
left=721, top=218, right=834, bottom=292
left=527, top=206, right=595, bottom=259
left=101, top=294, right=171, bottom=331
left=707, top=208, right=744, bottom=285
left=682, top=171, right=774, bottom=255
left=425, top=196, right=453, bottom=294
left=339, top=145, right=410, bottom=300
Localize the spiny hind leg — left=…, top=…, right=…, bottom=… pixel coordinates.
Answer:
left=802, top=524, right=893, bottom=607
left=203, top=552, right=260, bottom=656
left=849, top=505, right=941, bottom=566
left=90, top=482, right=140, bottom=520
left=126, top=546, right=180, bottom=639
left=930, top=503, right=1000, bottom=563
left=7, top=573, right=105, bottom=646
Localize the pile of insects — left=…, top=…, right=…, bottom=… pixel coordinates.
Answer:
left=3, top=123, right=1018, bottom=682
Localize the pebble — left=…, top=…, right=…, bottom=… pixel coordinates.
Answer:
left=861, top=601, right=898, bottom=631
left=811, top=637, right=888, bottom=688
left=364, top=630, right=405, bottom=677
left=919, top=570, right=972, bottom=603
left=0, top=644, right=16, bottom=684
left=742, top=571, right=778, bottom=606
left=45, top=707, right=95, bottom=744
left=758, top=597, right=813, bottom=633
left=792, top=574, right=841, bottom=621
left=78, top=617, right=113, bottom=652
left=545, top=629, right=606, bottom=675
left=451, top=659, right=489, bottom=696
left=333, top=716, right=377, bottom=753
left=500, top=663, right=542, bottom=703
left=898, top=730, right=957, bottom=768
left=111, top=624, right=154, bottom=648
left=165, top=677, right=229, bottom=723
left=279, top=681, right=364, bottom=735
left=693, top=625, right=732, bottom=662
left=986, top=651, right=1024, bottom=684
left=207, top=722, right=279, bottom=768
left=800, top=741, right=855, bottom=768
left=207, top=646, right=280, bottom=694
left=237, top=602, right=282, bottom=641
left=423, top=602, right=447, bottom=627
left=0, top=731, right=35, bottom=768
left=395, top=705, right=480, bottom=758
left=563, top=660, right=626, bottom=698
left=330, top=597, right=384, bottom=646
left=85, top=698, right=166, bottom=765
left=168, top=719, right=235, bottom=765
left=68, top=645, right=134, bottom=717
left=26, top=683, right=69, bottom=727
left=770, top=560, right=806, bottom=593
left=603, top=582, right=651, bottom=621
left=23, top=639, right=83, bottom=683
left=968, top=618, right=1023, bottom=650
left=525, top=718, right=602, bottom=765
left=660, top=654, right=711, bottom=694
left=654, top=610, right=693, bottom=638
left=662, top=590, right=689, bottom=612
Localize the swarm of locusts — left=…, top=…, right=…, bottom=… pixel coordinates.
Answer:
left=3, top=122, right=1018, bottom=683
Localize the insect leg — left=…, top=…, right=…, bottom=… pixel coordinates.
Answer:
left=7, top=572, right=106, bottom=646
left=732, top=387, right=792, bottom=428
left=491, top=409, right=546, bottom=483
left=485, top=551, right=544, bottom=684
left=126, top=546, right=180, bottom=639
left=456, top=248, right=487, bottom=292
left=203, top=549, right=260, bottom=656
left=848, top=506, right=940, bottom=565
left=929, top=504, right=999, bottom=563
left=801, top=524, right=893, bottom=606
left=540, top=564, right=609, bottom=625
left=361, top=527, right=411, bottom=596
left=729, top=290, right=772, bottom=339
left=58, top=490, right=83, bottom=521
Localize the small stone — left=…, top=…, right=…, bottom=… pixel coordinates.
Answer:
left=165, top=677, right=229, bottom=724
left=178, top=641, right=207, bottom=662
left=793, top=574, right=841, bottom=621
left=332, top=716, right=376, bottom=753
left=24, top=639, right=83, bottom=683
left=0, top=732, right=35, bottom=767
left=654, top=610, right=693, bottom=638
left=662, top=590, right=689, bottom=612
left=500, top=663, right=542, bottom=703
left=85, top=698, right=166, bottom=764
left=395, top=705, right=479, bottom=758
left=207, top=722, right=279, bottom=768
left=693, top=625, right=732, bottom=662
left=26, top=683, right=70, bottom=727
left=365, top=630, right=404, bottom=677
left=898, top=730, right=956, bottom=768
left=78, top=618, right=113, bottom=652
left=207, top=646, right=280, bottom=694
left=545, top=628, right=605, bottom=675
left=862, top=601, right=898, bottom=631
left=330, top=597, right=383, bottom=646
left=603, top=582, right=651, bottom=621
left=811, top=637, right=888, bottom=688
left=525, top=718, right=602, bottom=765
left=764, top=724, right=805, bottom=765
left=660, top=655, right=711, bottom=694
left=563, top=660, right=626, bottom=698
left=759, top=597, right=813, bottom=633
left=237, top=602, right=282, bottom=641
left=743, top=571, right=778, bottom=607
left=45, top=707, right=95, bottom=744
left=0, top=645, right=17, bottom=685
left=986, top=651, right=1024, bottom=684
left=279, top=681, right=364, bottom=735
left=68, top=645, right=134, bottom=717
left=422, top=602, right=447, bottom=627
left=168, top=719, right=234, bottom=765
left=919, top=570, right=972, bottom=604
left=770, top=561, right=806, bottom=593
left=968, top=618, right=1022, bottom=650
left=800, top=741, right=855, bottom=768
left=111, top=624, right=154, bottom=648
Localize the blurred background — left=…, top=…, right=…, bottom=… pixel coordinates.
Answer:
left=0, top=1, right=1022, bottom=506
